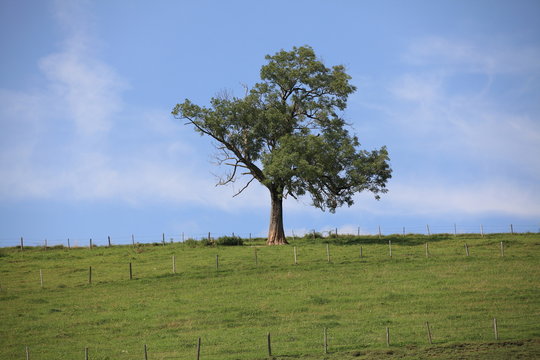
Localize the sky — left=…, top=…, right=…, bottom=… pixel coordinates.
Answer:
left=1, top=0, right=539, bottom=246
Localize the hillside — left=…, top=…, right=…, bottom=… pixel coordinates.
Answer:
left=1, top=233, right=539, bottom=359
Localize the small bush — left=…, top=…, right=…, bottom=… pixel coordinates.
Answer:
left=215, top=236, right=243, bottom=246
left=183, top=238, right=200, bottom=247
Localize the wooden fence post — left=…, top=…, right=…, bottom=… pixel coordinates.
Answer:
left=378, top=226, right=382, bottom=239
left=215, top=255, right=219, bottom=271
left=425, top=243, right=429, bottom=257
left=162, top=233, right=166, bottom=245
left=388, top=240, right=392, bottom=257
left=360, top=246, right=363, bottom=258
left=323, top=327, right=328, bottom=354
left=67, top=238, right=71, bottom=249
left=196, top=338, right=201, bottom=360
left=172, top=255, right=176, bottom=274
left=144, top=344, right=148, bottom=360
left=510, top=224, right=514, bottom=234
left=267, top=332, right=272, bottom=357
left=132, top=234, right=135, bottom=246
left=25, top=346, right=30, bottom=360
left=426, top=224, right=431, bottom=236
left=480, top=225, right=484, bottom=237
left=326, top=244, right=330, bottom=263
left=500, top=242, right=505, bottom=257
left=465, top=243, right=470, bottom=257
left=426, top=321, right=433, bottom=344
left=84, top=347, right=89, bottom=360
left=108, top=236, right=111, bottom=247
left=386, top=327, right=390, bottom=346
left=89, top=266, right=92, bottom=285
left=20, top=237, right=24, bottom=251
left=129, top=262, right=133, bottom=280
left=493, top=318, right=499, bottom=340
left=89, top=238, right=93, bottom=250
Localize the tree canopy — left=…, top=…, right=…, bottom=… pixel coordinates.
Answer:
left=172, top=46, right=392, bottom=244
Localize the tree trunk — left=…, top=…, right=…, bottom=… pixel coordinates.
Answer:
left=267, top=188, right=288, bottom=245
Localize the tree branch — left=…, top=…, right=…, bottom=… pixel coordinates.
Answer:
left=233, top=176, right=256, bottom=197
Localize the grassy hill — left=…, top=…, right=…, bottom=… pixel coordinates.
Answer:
left=1, top=233, right=539, bottom=359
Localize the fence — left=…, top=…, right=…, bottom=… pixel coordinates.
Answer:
left=1, top=223, right=538, bottom=248
left=3, top=239, right=539, bottom=359
left=17, top=315, right=540, bottom=359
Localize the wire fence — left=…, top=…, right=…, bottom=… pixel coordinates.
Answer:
left=1, top=223, right=538, bottom=248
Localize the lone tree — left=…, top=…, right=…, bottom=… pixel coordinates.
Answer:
left=172, top=46, right=391, bottom=245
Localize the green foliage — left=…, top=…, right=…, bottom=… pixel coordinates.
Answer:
left=215, top=235, right=243, bottom=246
left=172, top=46, right=391, bottom=212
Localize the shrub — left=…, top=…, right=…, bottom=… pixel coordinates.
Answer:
left=215, top=236, right=243, bottom=246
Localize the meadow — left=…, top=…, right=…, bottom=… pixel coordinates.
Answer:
left=0, top=233, right=539, bottom=359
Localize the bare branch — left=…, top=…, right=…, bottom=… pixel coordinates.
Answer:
left=233, top=176, right=256, bottom=197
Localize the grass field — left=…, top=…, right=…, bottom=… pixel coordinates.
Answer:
left=1, top=233, right=539, bottom=359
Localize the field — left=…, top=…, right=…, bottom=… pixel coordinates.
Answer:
left=1, top=233, right=539, bottom=359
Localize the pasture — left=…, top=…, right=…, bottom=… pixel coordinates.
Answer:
left=0, top=233, right=539, bottom=359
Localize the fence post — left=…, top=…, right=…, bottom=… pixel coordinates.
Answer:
left=108, top=236, right=111, bottom=247
left=67, top=238, right=71, bottom=249
left=129, top=262, right=133, bottom=280
left=323, top=327, right=328, bottom=354
left=89, top=266, right=92, bottom=285
left=386, top=327, right=390, bottom=346
left=132, top=234, right=135, bottom=246
left=84, top=347, right=88, bottom=360
left=378, top=226, right=382, bottom=239
left=500, top=242, right=504, bottom=257
left=426, top=224, right=431, bottom=236
left=172, top=255, right=176, bottom=274
left=162, top=233, right=165, bottom=245
left=89, top=239, right=93, bottom=250
left=144, top=344, right=148, bottom=360
left=510, top=224, right=514, bottom=234
left=20, top=237, right=24, bottom=251
left=215, top=255, right=219, bottom=271
left=360, top=246, right=363, bottom=258
left=196, top=338, right=201, bottom=360
left=388, top=240, right=392, bottom=257
left=426, top=321, right=433, bottom=344
left=425, top=243, right=429, bottom=257
left=465, top=243, right=470, bottom=257
left=326, top=244, right=330, bottom=263
left=267, top=332, right=272, bottom=357
left=454, top=223, right=457, bottom=236
left=26, top=346, right=30, bottom=360
left=493, top=318, right=499, bottom=340
left=481, top=225, right=484, bottom=237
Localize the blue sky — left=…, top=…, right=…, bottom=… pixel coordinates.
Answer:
left=1, top=0, right=539, bottom=246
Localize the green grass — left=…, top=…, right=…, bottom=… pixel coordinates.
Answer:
left=0, top=233, right=539, bottom=359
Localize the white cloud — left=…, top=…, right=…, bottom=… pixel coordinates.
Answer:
left=0, top=1, right=269, bottom=211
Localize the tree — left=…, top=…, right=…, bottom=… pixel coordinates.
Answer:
left=172, top=46, right=391, bottom=245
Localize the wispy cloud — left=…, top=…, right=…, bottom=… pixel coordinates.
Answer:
left=375, top=36, right=540, bottom=218
left=0, top=1, right=268, bottom=211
